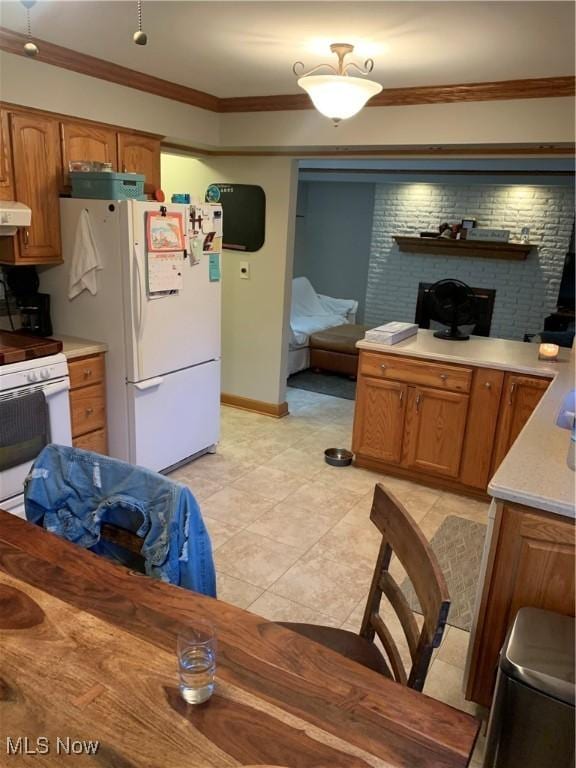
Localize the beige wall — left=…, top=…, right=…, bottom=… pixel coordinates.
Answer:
left=219, top=97, right=576, bottom=149
left=2, top=52, right=574, bottom=151
left=161, top=153, right=297, bottom=407
left=0, top=52, right=219, bottom=146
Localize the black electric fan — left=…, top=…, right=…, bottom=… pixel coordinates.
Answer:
left=425, top=279, right=478, bottom=341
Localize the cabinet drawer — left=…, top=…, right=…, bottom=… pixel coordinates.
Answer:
left=69, top=354, right=105, bottom=390
left=73, top=428, right=107, bottom=455
left=70, top=384, right=105, bottom=437
left=360, top=352, right=472, bottom=393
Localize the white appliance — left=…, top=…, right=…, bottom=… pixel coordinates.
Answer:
left=0, top=353, right=71, bottom=518
left=0, top=201, right=32, bottom=235
left=41, top=199, right=221, bottom=473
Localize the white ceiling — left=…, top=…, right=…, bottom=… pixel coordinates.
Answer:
left=1, top=1, right=574, bottom=98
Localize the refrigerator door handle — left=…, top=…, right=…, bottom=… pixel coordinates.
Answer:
left=133, top=377, right=164, bottom=391
left=133, top=245, right=146, bottom=340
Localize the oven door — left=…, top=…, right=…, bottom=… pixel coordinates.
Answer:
left=0, top=377, right=72, bottom=506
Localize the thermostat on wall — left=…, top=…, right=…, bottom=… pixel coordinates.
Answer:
left=206, top=183, right=266, bottom=252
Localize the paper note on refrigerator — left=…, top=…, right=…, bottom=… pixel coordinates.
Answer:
left=209, top=253, right=221, bottom=282
left=147, top=251, right=184, bottom=293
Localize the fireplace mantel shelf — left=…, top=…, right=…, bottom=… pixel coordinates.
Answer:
left=393, top=235, right=533, bottom=261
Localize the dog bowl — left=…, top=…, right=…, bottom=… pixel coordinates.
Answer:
left=324, top=448, right=353, bottom=467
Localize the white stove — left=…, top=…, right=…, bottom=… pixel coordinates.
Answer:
left=0, top=352, right=71, bottom=517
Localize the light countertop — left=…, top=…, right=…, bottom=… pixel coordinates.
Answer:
left=55, top=334, right=108, bottom=361
left=357, top=330, right=575, bottom=518
left=357, top=330, right=570, bottom=377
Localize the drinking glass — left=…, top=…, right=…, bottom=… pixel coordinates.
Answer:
left=177, top=620, right=216, bottom=704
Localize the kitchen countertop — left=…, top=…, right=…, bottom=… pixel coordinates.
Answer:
left=357, top=330, right=575, bottom=518
left=357, top=329, right=570, bottom=376
left=54, top=334, right=108, bottom=361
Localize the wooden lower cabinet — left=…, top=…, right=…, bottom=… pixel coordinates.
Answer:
left=352, top=378, right=406, bottom=464
left=403, top=386, right=469, bottom=479
left=353, top=350, right=551, bottom=495
left=491, top=373, right=550, bottom=473
left=466, top=501, right=575, bottom=707
left=69, top=353, right=108, bottom=455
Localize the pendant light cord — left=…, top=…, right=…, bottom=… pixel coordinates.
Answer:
left=137, top=0, right=143, bottom=32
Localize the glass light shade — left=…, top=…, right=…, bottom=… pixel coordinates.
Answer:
left=297, top=75, right=383, bottom=120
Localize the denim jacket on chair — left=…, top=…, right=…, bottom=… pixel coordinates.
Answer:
left=24, top=444, right=216, bottom=597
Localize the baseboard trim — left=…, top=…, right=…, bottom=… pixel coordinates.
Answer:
left=221, top=393, right=289, bottom=419
left=354, top=454, right=490, bottom=500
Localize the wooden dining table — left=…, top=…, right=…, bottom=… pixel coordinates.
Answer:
left=0, top=509, right=480, bottom=767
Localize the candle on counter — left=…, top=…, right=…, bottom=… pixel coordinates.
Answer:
left=538, top=343, right=560, bottom=361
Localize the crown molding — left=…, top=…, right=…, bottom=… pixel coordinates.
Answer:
left=162, top=141, right=576, bottom=158
left=0, top=27, right=220, bottom=112
left=1, top=27, right=574, bottom=116
left=219, top=77, right=576, bottom=112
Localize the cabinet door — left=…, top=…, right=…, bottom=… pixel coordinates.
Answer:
left=459, top=368, right=505, bottom=489
left=466, top=502, right=575, bottom=707
left=352, top=378, right=407, bottom=464
left=0, top=110, right=14, bottom=200
left=492, top=374, right=549, bottom=473
left=9, top=112, right=61, bottom=263
left=60, top=120, right=117, bottom=187
left=403, top=386, right=469, bottom=478
left=117, top=132, right=160, bottom=194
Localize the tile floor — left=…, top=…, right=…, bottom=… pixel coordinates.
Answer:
left=169, top=387, right=490, bottom=765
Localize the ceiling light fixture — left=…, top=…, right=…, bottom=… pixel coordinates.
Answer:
left=293, top=43, right=383, bottom=125
left=133, top=0, right=148, bottom=46
left=21, top=0, right=39, bottom=58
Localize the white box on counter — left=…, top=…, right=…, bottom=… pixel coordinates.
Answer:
left=365, top=322, right=418, bottom=345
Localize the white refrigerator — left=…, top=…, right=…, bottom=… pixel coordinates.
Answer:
left=42, top=198, right=221, bottom=472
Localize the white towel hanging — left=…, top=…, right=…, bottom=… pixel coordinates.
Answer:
left=68, top=209, right=103, bottom=299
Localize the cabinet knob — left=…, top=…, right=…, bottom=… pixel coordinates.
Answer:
left=23, top=228, right=29, bottom=247
left=509, top=382, right=517, bottom=406
left=415, top=393, right=422, bottom=412
left=440, top=373, right=448, bottom=381
left=85, top=407, right=94, bottom=416
left=484, top=381, right=492, bottom=389
left=380, top=364, right=387, bottom=370
left=83, top=369, right=93, bottom=378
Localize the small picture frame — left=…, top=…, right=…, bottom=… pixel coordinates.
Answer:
left=461, top=218, right=476, bottom=231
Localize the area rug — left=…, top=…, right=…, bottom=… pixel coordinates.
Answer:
left=287, top=369, right=356, bottom=401
left=401, top=515, right=487, bottom=632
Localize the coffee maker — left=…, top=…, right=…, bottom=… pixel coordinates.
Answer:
left=4, top=266, right=53, bottom=337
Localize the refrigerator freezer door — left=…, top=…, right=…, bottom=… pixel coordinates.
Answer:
left=126, top=360, right=220, bottom=472
left=124, top=201, right=221, bottom=383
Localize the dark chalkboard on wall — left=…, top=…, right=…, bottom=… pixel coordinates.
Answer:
left=206, top=184, right=266, bottom=252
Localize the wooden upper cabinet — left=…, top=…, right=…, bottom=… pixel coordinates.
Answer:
left=403, top=386, right=469, bottom=478
left=0, top=110, right=14, bottom=200
left=117, top=132, right=161, bottom=194
left=3, top=112, right=61, bottom=264
left=60, top=120, right=118, bottom=188
left=352, top=378, right=407, bottom=464
left=491, top=373, right=550, bottom=473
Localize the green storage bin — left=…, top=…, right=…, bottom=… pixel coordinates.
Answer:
left=70, top=171, right=146, bottom=200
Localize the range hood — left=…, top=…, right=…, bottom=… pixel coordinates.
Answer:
left=0, top=202, right=32, bottom=236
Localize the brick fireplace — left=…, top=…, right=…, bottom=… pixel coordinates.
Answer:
left=365, top=182, right=575, bottom=340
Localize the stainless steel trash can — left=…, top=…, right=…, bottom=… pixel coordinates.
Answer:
left=483, top=607, right=575, bottom=768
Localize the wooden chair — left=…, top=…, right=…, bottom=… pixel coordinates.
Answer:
left=279, top=483, right=450, bottom=691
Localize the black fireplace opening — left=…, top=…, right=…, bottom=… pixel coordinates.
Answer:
left=415, top=282, right=496, bottom=337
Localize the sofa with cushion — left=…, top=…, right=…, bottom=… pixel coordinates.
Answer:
left=288, top=276, right=359, bottom=375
